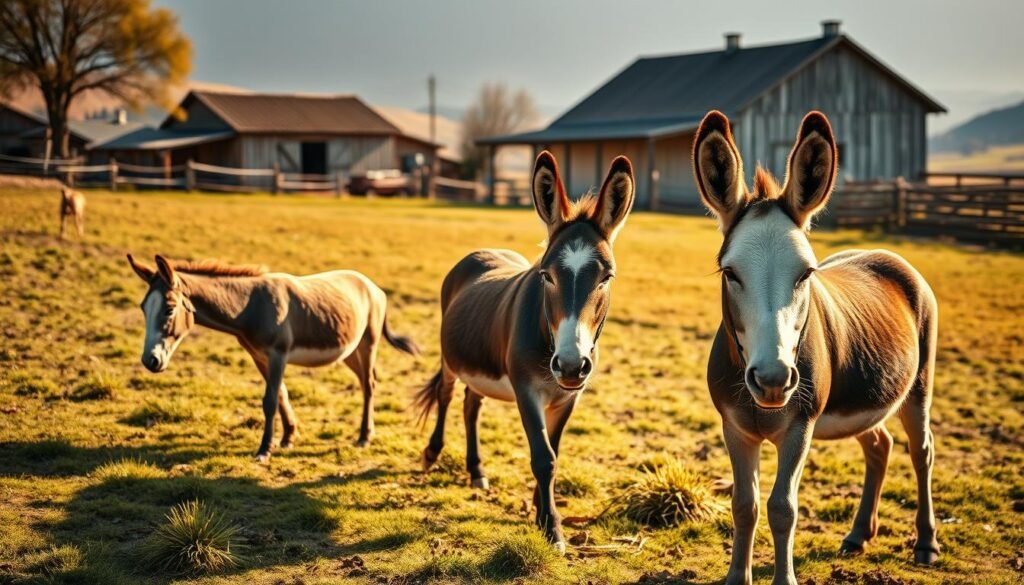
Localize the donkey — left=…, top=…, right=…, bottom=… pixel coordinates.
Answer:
left=693, top=111, right=939, bottom=584
left=59, top=186, right=85, bottom=239
left=415, top=151, right=636, bottom=551
left=127, top=254, right=419, bottom=462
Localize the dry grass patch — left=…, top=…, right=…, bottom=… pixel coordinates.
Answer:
left=605, top=459, right=725, bottom=528
left=139, top=500, right=243, bottom=575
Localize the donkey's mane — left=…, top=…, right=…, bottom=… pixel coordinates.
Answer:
left=169, top=259, right=268, bottom=277
left=752, top=165, right=782, bottom=200
left=567, top=190, right=600, bottom=221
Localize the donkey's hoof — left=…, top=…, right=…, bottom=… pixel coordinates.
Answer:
left=914, top=547, right=940, bottom=565
left=552, top=540, right=566, bottom=555
left=254, top=452, right=271, bottom=464
left=839, top=539, right=865, bottom=556
left=420, top=448, right=439, bottom=471
left=470, top=477, right=490, bottom=490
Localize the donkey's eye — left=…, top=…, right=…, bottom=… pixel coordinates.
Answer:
left=599, top=273, right=615, bottom=287
left=722, top=267, right=741, bottom=285
left=540, top=271, right=554, bottom=285
left=797, top=267, right=816, bottom=286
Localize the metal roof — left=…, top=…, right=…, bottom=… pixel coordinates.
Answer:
left=484, top=34, right=945, bottom=146
left=163, top=91, right=401, bottom=135
left=90, top=128, right=235, bottom=151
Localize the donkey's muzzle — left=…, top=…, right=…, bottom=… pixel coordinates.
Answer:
left=746, top=364, right=798, bottom=408
left=550, top=354, right=593, bottom=390
left=143, top=354, right=165, bottom=373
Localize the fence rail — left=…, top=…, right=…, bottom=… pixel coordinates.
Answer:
left=826, top=179, right=1024, bottom=247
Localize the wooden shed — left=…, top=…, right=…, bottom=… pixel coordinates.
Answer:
left=92, top=91, right=442, bottom=177
left=480, top=21, right=946, bottom=210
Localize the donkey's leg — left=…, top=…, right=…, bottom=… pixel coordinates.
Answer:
left=277, top=382, right=299, bottom=448
left=59, top=212, right=67, bottom=239
left=256, top=352, right=287, bottom=463
left=723, top=424, right=761, bottom=585
left=841, top=424, right=893, bottom=554
left=899, top=392, right=940, bottom=564
left=767, top=424, right=812, bottom=585
left=463, top=387, right=487, bottom=488
left=75, top=212, right=84, bottom=237
left=345, top=335, right=379, bottom=447
left=519, top=392, right=575, bottom=553
left=421, top=365, right=457, bottom=469
left=532, top=394, right=578, bottom=514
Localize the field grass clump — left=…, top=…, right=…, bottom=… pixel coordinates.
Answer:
left=70, top=372, right=120, bottom=401
left=556, top=468, right=599, bottom=497
left=25, top=544, right=84, bottom=577
left=139, top=500, right=243, bottom=575
left=93, top=457, right=165, bottom=481
left=605, top=459, right=725, bottom=528
left=124, top=398, right=194, bottom=427
left=480, top=531, right=560, bottom=580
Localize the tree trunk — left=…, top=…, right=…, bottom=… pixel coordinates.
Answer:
left=42, top=86, right=72, bottom=159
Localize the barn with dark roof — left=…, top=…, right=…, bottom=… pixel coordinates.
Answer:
left=93, top=90, right=442, bottom=177
left=480, top=21, right=946, bottom=210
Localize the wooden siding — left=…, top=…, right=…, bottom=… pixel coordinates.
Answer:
left=736, top=43, right=928, bottom=183
left=238, top=135, right=396, bottom=175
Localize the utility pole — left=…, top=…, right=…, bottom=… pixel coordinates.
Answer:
left=428, top=74, right=436, bottom=145
left=427, top=74, right=438, bottom=199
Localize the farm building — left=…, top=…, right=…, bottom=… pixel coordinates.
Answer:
left=92, top=90, right=448, bottom=177
left=480, top=21, right=946, bottom=210
left=0, top=102, right=142, bottom=159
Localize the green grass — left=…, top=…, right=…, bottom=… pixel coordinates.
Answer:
left=0, top=188, right=1022, bottom=583
left=139, top=500, right=243, bottom=575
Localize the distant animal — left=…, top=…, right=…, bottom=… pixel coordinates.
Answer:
left=693, top=110, right=939, bottom=585
left=416, top=151, right=636, bottom=552
left=126, top=254, right=420, bottom=462
left=59, top=186, right=85, bottom=239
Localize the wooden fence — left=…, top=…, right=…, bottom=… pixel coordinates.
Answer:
left=826, top=176, right=1024, bottom=247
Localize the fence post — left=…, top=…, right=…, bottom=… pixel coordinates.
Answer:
left=272, top=163, right=280, bottom=195
left=185, top=159, right=195, bottom=192
left=895, top=176, right=908, bottom=230
left=335, top=171, right=342, bottom=198
left=109, top=158, right=118, bottom=191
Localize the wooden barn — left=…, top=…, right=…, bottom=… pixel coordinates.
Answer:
left=480, top=21, right=946, bottom=209
left=0, top=102, right=141, bottom=159
left=92, top=90, right=443, bottom=177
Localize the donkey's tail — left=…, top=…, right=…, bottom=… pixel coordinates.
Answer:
left=414, top=368, right=444, bottom=426
left=382, top=314, right=420, bottom=356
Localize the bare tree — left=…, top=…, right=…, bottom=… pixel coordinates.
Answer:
left=0, top=0, right=191, bottom=157
left=460, top=83, right=538, bottom=179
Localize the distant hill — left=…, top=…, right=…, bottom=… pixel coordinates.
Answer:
left=930, top=100, right=1024, bottom=154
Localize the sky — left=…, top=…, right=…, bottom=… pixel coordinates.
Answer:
left=155, top=0, right=1024, bottom=134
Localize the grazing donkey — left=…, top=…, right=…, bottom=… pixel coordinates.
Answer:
left=127, top=254, right=419, bottom=461
left=416, top=151, right=636, bottom=551
left=59, top=186, right=85, bottom=239
left=693, top=111, right=939, bottom=585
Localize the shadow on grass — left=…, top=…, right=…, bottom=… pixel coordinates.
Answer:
left=0, top=439, right=215, bottom=477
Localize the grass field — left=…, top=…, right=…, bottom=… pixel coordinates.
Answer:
left=1, top=188, right=1022, bottom=584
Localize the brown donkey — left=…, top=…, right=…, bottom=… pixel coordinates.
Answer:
left=59, top=186, right=85, bottom=239
left=127, top=255, right=419, bottom=461
left=694, top=111, right=939, bottom=585
left=416, top=151, right=636, bottom=551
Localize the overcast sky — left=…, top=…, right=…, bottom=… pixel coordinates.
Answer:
left=156, top=0, right=1023, bottom=133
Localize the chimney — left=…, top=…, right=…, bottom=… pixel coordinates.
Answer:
left=821, top=20, right=841, bottom=38
left=114, top=109, right=127, bottom=125
left=724, top=32, right=741, bottom=53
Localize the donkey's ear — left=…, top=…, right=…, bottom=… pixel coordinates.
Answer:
left=693, top=110, right=748, bottom=230
left=780, top=111, right=838, bottom=229
left=154, top=255, right=177, bottom=287
left=127, top=254, right=155, bottom=282
left=531, top=150, right=570, bottom=235
left=593, top=156, right=635, bottom=242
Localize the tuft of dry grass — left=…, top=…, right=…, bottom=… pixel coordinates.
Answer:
left=604, top=459, right=725, bottom=528
left=139, top=500, right=242, bottom=575
left=480, top=531, right=561, bottom=580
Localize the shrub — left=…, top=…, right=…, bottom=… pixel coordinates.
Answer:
left=93, top=457, right=164, bottom=481
left=480, top=531, right=559, bottom=580
left=604, top=459, right=725, bottom=528
left=139, top=500, right=242, bottom=575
